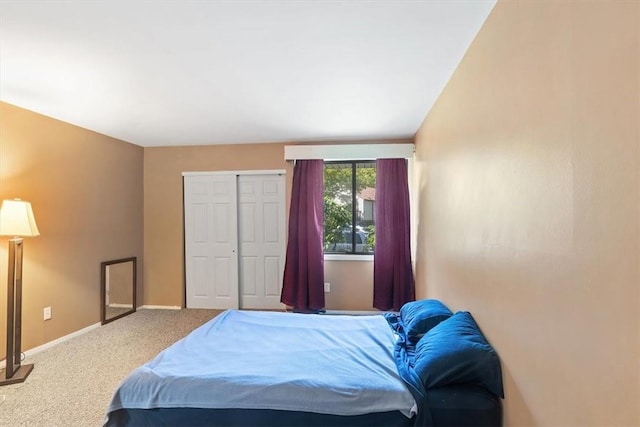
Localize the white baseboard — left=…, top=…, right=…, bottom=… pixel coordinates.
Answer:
left=138, top=305, right=182, bottom=310
left=0, top=322, right=101, bottom=369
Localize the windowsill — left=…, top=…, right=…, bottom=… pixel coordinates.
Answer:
left=324, top=254, right=374, bottom=262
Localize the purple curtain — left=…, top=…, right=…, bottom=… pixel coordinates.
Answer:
left=281, top=160, right=325, bottom=312
left=373, top=158, right=415, bottom=311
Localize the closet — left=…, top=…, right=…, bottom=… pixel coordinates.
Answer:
left=183, top=171, right=286, bottom=309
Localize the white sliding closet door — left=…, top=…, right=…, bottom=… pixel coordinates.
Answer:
left=184, top=172, right=285, bottom=310
left=238, top=175, right=286, bottom=309
left=184, top=174, right=239, bottom=309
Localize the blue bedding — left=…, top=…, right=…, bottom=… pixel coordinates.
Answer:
left=105, top=310, right=416, bottom=422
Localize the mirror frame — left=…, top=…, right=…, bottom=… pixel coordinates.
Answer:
left=101, top=257, right=137, bottom=325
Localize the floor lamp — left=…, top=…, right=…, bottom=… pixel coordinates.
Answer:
left=0, top=199, right=40, bottom=386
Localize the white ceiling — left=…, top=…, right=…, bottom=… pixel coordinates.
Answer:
left=0, top=1, right=495, bottom=147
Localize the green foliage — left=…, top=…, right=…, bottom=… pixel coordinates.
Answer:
left=365, top=224, right=375, bottom=251
left=324, top=167, right=351, bottom=205
left=356, top=167, right=376, bottom=191
left=324, top=163, right=376, bottom=203
left=323, top=194, right=351, bottom=249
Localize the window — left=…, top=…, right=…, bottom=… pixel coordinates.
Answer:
left=323, top=161, right=376, bottom=254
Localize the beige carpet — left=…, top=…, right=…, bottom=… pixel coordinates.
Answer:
left=0, top=308, right=222, bottom=426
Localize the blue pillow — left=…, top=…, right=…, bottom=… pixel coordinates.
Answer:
left=413, top=311, right=504, bottom=398
left=400, top=299, right=452, bottom=338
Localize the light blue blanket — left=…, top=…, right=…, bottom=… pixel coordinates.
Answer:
left=106, top=310, right=416, bottom=418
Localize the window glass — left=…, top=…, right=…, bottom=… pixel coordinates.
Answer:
left=323, top=161, right=376, bottom=254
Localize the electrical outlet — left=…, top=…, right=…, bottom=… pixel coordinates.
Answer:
left=324, top=282, right=331, bottom=293
left=43, top=306, right=52, bottom=321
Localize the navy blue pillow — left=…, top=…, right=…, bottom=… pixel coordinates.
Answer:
left=413, top=311, right=504, bottom=398
left=400, top=299, right=452, bottom=338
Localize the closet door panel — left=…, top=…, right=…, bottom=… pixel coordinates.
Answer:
left=185, top=175, right=239, bottom=309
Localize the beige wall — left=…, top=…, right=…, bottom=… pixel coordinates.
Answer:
left=414, top=1, right=639, bottom=426
left=324, top=259, right=374, bottom=310
left=0, top=102, right=143, bottom=357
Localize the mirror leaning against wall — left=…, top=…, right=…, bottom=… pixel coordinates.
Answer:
left=101, top=257, right=137, bottom=325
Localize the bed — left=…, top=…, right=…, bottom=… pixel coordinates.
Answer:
left=104, top=301, right=503, bottom=426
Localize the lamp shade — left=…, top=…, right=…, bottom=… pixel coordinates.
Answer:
left=0, top=199, right=40, bottom=237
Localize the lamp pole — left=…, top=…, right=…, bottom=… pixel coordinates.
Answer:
left=0, top=199, right=39, bottom=385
